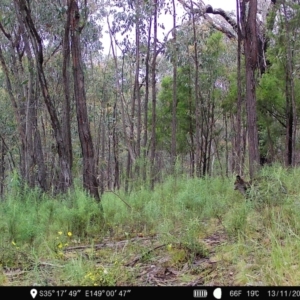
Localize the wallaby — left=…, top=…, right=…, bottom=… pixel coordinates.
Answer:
left=234, top=175, right=251, bottom=196
left=234, top=174, right=288, bottom=199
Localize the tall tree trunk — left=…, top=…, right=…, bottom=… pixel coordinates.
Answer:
left=282, top=3, right=296, bottom=166
left=62, top=0, right=73, bottom=172
left=101, top=110, right=106, bottom=193
left=171, top=0, right=177, bottom=168
left=108, top=121, right=112, bottom=190
left=70, top=0, right=100, bottom=200
left=188, top=67, right=195, bottom=176
left=135, top=0, right=141, bottom=162
left=34, top=124, right=47, bottom=191
left=285, top=71, right=293, bottom=166
left=241, top=0, right=260, bottom=179
left=150, top=0, right=158, bottom=190
left=230, top=114, right=235, bottom=173
left=0, top=138, right=6, bottom=198
left=142, top=15, right=152, bottom=181
left=207, top=97, right=215, bottom=176
left=190, top=0, right=201, bottom=177
left=235, top=0, right=243, bottom=175
left=113, top=102, right=120, bottom=190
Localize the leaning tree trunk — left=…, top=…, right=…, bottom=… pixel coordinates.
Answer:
left=21, top=19, right=47, bottom=190
left=17, top=0, right=72, bottom=192
left=70, top=0, right=100, bottom=201
left=0, top=46, right=26, bottom=183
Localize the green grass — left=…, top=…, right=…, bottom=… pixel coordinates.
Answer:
left=0, top=165, right=300, bottom=285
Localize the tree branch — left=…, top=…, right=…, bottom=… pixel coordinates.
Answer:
left=0, top=22, right=12, bottom=40
left=178, top=0, right=238, bottom=39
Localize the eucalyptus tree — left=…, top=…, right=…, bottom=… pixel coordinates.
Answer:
left=240, top=0, right=260, bottom=178
left=178, top=0, right=281, bottom=178
left=257, top=0, right=300, bottom=165
left=190, top=0, right=201, bottom=176
left=160, top=26, right=232, bottom=177
left=16, top=0, right=102, bottom=198
left=0, top=0, right=51, bottom=190
left=108, top=0, right=139, bottom=191
left=68, top=0, right=100, bottom=200
left=157, top=67, right=194, bottom=159
left=142, top=5, right=152, bottom=181
left=150, top=0, right=159, bottom=190
left=281, top=0, right=299, bottom=166
left=87, top=54, right=121, bottom=192
left=170, top=0, right=178, bottom=168
left=0, top=72, right=16, bottom=196
left=108, top=0, right=166, bottom=190
left=0, top=0, right=103, bottom=199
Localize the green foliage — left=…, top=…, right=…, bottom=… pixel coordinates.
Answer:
left=0, top=184, right=103, bottom=250
left=81, top=267, right=116, bottom=286
left=223, top=203, right=249, bottom=237
left=256, top=3, right=300, bottom=162
left=1, top=166, right=300, bottom=285
left=156, top=31, right=231, bottom=161
left=157, top=66, right=194, bottom=154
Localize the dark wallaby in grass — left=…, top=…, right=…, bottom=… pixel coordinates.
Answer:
left=234, top=175, right=252, bottom=196
left=234, top=174, right=288, bottom=198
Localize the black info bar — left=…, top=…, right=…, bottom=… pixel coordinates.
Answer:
left=1, top=287, right=300, bottom=299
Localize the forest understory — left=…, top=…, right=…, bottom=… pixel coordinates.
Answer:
left=1, top=165, right=300, bottom=286
left=1, top=0, right=300, bottom=286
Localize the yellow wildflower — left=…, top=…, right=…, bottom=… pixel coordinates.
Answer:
left=67, top=231, right=72, bottom=237
left=58, top=231, right=63, bottom=235
left=167, top=244, right=172, bottom=250
left=57, top=251, right=64, bottom=257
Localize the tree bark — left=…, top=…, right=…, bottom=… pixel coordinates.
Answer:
left=171, top=0, right=177, bottom=168
left=142, top=15, right=152, bottom=181
left=70, top=0, right=100, bottom=200
left=235, top=0, right=243, bottom=175
left=282, top=3, right=296, bottom=166
left=150, top=0, right=158, bottom=190
left=241, top=0, right=260, bottom=179
left=113, top=103, right=120, bottom=190
left=135, top=0, right=141, bottom=161
left=190, top=0, right=201, bottom=177
left=62, top=0, right=73, bottom=173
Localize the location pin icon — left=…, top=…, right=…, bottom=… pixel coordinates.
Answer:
left=30, top=289, right=38, bottom=299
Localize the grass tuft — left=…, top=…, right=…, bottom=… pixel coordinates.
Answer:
left=0, top=166, right=300, bottom=285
